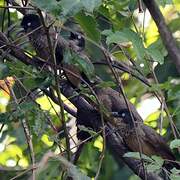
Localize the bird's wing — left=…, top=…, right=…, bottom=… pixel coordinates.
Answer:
left=142, top=125, right=175, bottom=160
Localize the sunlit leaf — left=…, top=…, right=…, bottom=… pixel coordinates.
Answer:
left=32, top=0, right=62, bottom=16
left=146, top=47, right=164, bottom=64
left=75, top=12, right=101, bottom=42
left=170, top=139, right=180, bottom=149
left=81, top=0, right=102, bottom=12
left=104, top=29, right=145, bottom=60
left=123, top=152, right=152, bottom=162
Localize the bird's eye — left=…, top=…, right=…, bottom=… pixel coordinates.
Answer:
left=27, top=22, right=31, bottom=26
left=121, top=113, right=126, bottom=117
left=77, top=35, right=81, bottom=39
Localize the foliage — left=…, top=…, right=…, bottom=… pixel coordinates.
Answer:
left=0, top=0, right=179, bottom=179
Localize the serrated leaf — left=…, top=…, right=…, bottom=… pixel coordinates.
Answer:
left=101, top=30, right=113, bottom=36
left=59, top=0, right=102, bottom=18
left=147, top=164, right=161, bottom=172
left=105, top=31, right=128, bottom=45
left=60, top=0, right=82, bottom=17
left=170, top=139, right=180, bottom=149
left=105, top=29, right=145, bottom=60
left=75, top=12, right=100, bottom=42
left=151, top=155, right=164, bottom=167
left=123, top=152, right=152, bottom=162
left=171, top=168, right=180, bottom=174
left=64, top=50, right=94, bottom=79
left=82, top=0, right=102, bottom=12
left=170, top=174, right=180, bottom=180
left=146, top=47, right=164, bottom=64
left=75, top=56, right=95, bottom=79
left=32, top=0, right=62, bottom=16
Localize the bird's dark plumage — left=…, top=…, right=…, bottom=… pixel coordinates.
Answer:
left=69, top=32, right=85, bottom=51
left=76, top=108, right=101, bottom=141
left=21, top=14, right=41, bottom=33
left=75, top=87, right=179, bottom=171
left=113, top=108, right=180, bottom=170
left=21, top=14, right=92, bottom=88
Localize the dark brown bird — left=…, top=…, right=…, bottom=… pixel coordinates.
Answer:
left=114, top=109, right=175, bottom=160
left=69, top=31, right=85, bottom=52
left=21, top=14, right=93, bottom=88
left=76, top=87, right=143, bottom=141
left=77, top=88, right=180, bottom=169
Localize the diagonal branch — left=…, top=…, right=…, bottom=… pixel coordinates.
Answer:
left=0, top=31, right=162, bottom=180
left=143, top=0, right=180, bottom=74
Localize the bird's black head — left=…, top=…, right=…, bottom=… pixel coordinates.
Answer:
left=113, top=109, right=135, bottom=125
left=69, top=32, right=85, bottom=50
left=21, top=14, right=41, bottom=32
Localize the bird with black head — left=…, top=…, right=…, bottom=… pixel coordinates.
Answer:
left=69, top=31, right=85, bottom=52
left=21, top=14, right=63, bottom=62
left=115, top=108, right=180, bottom=170
left=21, top=14, right=93, bottom=88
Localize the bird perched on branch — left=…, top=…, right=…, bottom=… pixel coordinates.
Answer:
left=76, top=87, right=143, bottom=141
left=69, top=31, right=85, bottom=52
left=113, top=109, right=180, bottom=170
left=77, top=87, right=179, bottom=169
left=114, top=109, right=174, bottom=157
left=20, top=14, right=94, bottom=88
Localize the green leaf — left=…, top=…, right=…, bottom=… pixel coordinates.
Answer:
left=170, top=174, right=180, bottom=180
left=151, top=155, right=164, bottom=167
left=101, top=30, right=113, bottom=36
left=147, top=164, right=161, bottom=173
left=106, top=31, right=129, bottom=44
left=81, top=0, right=102, bottom=12
left=128, top=0, right=137, bottom=12
left=60, top=0, right=82, bottom=17
left=64, top=50, right=95, bottom=79
left=171, top=168, right=180, bottom=174
left=37, top=154, right=91, bottom=180
left=157, top=0, right=173, bottom=7
left=0, top=63, right=9, bottom=79
left=96, top=81, right=116, bottom=88
left=75, top=12, right=101, bottom=42
left=0, top=113, right=10, bottom=123
left=104, top=29, right=145, bottom=60
left=60, top=0, right=102, bottom=18
left=76, top=57, right=94, bottom=79
left=170, top=139, right=180, bottom=149
left=32, top=0, right=62, bottom=16
left=78, top=125, right=97, bottom=137
left=146, top=47, right=164, bottom=64
left=123, top=152, right=152, bottom=162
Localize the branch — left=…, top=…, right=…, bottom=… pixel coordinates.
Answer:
left=0, top=31, right=162, bottom=179
left=106, top=124, right=162, bottom=180
left=143, top=0, right=180, bottom=74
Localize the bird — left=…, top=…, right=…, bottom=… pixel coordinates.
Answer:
left=77, top=86, right=179, bottom=170
left=20, top=14, right=94, bottom=88
left=76, top=108, right=101, bottom=141
left=20, top=14, right=63, bottom=62
left=114, top=108, right=180, bottom=170
left=76, top=87, right=143, bottom=141
left=69, top=31, right=85, bottom=52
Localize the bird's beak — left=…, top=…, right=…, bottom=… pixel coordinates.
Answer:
left=16, top=28, right=25, bottom=37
